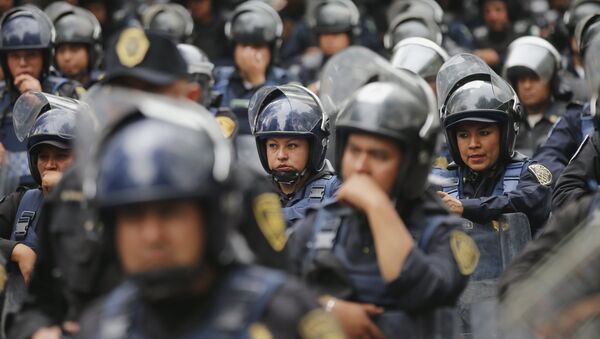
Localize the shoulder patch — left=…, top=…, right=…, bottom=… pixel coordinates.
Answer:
left=527, top=163, right=552, bottom=186
left=75, top=86, right=87, bottom=98
left=434, top=156, right=449, bottom=170
left=253, top=193, right=287, bottom=252
left=116, top=27, right=150, bottom=68
left=215, top=115, right=237, bottom=139
left=298, top=309, right=345, bottom=339
left=249, top=322, right=273, bottom=339
left=450, top=230, right=479, bottom=276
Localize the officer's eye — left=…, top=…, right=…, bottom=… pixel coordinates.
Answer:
left=288, top=143, right=298, bottom=150
left=479, top=130, right=491, bottom=136
left=267, top=143, right=278, bottom=150
left=371, top=151, right=389, bottom=161
left=457, top=132, right=469, bottom=139
left=37, top=153, right=50, bottom=162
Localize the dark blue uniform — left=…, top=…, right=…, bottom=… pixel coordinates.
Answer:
left=533, top=102, right=593, bottom=186
left=515, top=100, right=567, bottom=157
left=433, top=154, right=552, bottom=232
left=213, top=66, right=298, bottom=134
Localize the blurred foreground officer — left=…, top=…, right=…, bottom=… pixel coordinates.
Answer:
left=177, top=43, right=214, bottom=108
left=52, top=4, right=104, bottom=88
left=288, top=80, right=476, bottom=338
left=0, top=6, right=83, bottom=185
left=433, top=54, right=552, bottom=232
left=214, top=1, right=296, bottom=134
left=249, top=84, right=340, bottom=226
left=503, top=36, right=568, bottom=157
left=75, top=113, right=344, bottom=339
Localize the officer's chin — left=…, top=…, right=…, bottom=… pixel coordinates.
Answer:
left=130, top=265, right=206, bottom=303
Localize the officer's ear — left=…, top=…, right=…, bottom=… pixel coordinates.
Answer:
left=186, top=82, right=202, bottom=103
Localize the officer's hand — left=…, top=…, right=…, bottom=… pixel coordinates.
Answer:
left=237, top=45, right=269, bottom=86
left=330, top=299, right=386, bottom=339
left=337, top=174, right=388, bottom=213
left=32, top=326, right=62, bottom=339
left=42, top=171, right=63, bottom=197
left=10, top=243, right=36, bottom=285
left=437, top=191, right=464, bottom=215
left=0, top=142, right=5, bottom=166
left=13, top=73, right=42, bottom=93
left=473, top=48, right=500, bottom=66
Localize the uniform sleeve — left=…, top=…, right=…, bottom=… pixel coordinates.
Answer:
left=385, top=219, right=469, bottom=312
left=498, top=194, right=594, bottom=301
left=460, top=163, right=552, bottom=231
left=533, top=109, right=583, bottom=185
left=286, top=212, right=318, bottom=277
left=552, top=134, right=600, bottom=210
left=0, top=191, right=24, bottom=259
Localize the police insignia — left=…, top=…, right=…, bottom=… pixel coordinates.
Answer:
left=528, top=163, right=552, bottom=186
left=116, top=28, right=150, bottom=68
left=253, top=193, right=287, bottom=252
left=299, top=309, right=345, bottom=339
left=434, top=156, right=449, bottom=170
left=75, top=86, right=87, bottom=98
left=249, top=323, right=273, bottom=339
left=0, top=265, right=6, bottom=292
left=450, top=231, right=479, bottom=276
left=216, top=115, right=237, bottom=139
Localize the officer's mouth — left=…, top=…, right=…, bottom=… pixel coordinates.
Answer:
left=276, top=165, right=294, bottom=171
left=468, top=154, right=486, bottom=163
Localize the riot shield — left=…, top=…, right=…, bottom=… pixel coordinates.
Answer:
left=457, top=213, right=532, bottom=337
left=318, top=46, right=436, bottom=165
left=497, top=208, right=600, bottom=339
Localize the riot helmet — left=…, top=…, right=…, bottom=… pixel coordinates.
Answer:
left=584, top=34, right=600, bottom=125
left=564, top=0, right=600, bottom=34
left=307, top=0, right=361, bottom=38
left=438, top=53, right=522, bottom=168
left=44, top=1, right=74, bottom=22
left=142, top=3, right=194, bottom=43
left=0, top=6, right=56, bottom=86
left=384, top=13, right=443, bottom=50
left=575, top=13, right=600, bottom=58
left=503, top=37, right=561, bottom=88
left=335, top=77, right=439, bottom=201
left=248, top=84, right=329, bottom=184
left=390, top=37, right=449, bottom=82
left=225, top=1, right=283, bottom=59
left=53, top=6, right=103, bottom=71
left=386, top=0, right=444, bottom=25
left=177, top=44, right=214, bottom=108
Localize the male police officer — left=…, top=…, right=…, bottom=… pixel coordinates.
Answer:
left=213, top=1, right=297, bottom=134
left=177, top=43, right=214, bottom=108
left=51, top=4, right=104, bottom=88
left=249, top=84, right=340, bottom=226
left=0, top=6, right=84, bottom=186
left=74, top=102, right=343, bottom=339
left=288, top=79, right=476, bottom=338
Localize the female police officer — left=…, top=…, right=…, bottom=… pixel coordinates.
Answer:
left=433, top=54, right=552, bottom=232
left=287, top=76, right=477, bottom=338
left=249, top=84, right=340, bottom=226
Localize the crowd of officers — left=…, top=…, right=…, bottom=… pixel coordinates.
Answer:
left=0, top=0, right=595, bottom=338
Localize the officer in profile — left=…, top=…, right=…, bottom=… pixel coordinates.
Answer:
left=248, top=84, right=340, bottom=226
left=503, top=36, right=568, bottom=157
left=177, top=43, right=214, bottom=108
left=433, top=54, right=552, bottom=232
left=288, top=79, right=476, bottom=338
left=142, top=2, right=194, bottom=43
left=0, top=6, right=84, bottom=186
left=213, top=1, right=297, bottom=134
left=51, top=4, right=104, bottom=88
left=74, top=105, right=344, bottom=339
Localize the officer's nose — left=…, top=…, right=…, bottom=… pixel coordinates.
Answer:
left=276, top=147, right=288, bottom=160
left=138, top=212, right=164, bottom=244
left=468, top=135, right=480, bottom=149
left=354, top=152, right=370, bottom=174
left=44, top=157, right=57, bottom=170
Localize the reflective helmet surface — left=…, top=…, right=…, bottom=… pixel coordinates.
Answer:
left=308, top=0, right=360, bottom=36
left=225, top=1, right=283, bottom=46
left=386, top=0, right=444, bottom=25
left=177, top=44, right=214, bottom=107
left=384, top=13, right=442, bottom=50
left=27, top=108, right=77, bottom=185
left=142, top=3, right=194, bottom=43
left=248, top=84, right=329, bottom=174
left=503, top=36, right=561, bottom=85
left=564, top=0, right=600, bottom=32
left=585, top=35, right=600, bottom=122
left=575, top=13, right=600, bottom=58
left=391, top=37, right=448, bottom=81
left=53, top=6, right=102, bottom=70
left=438, top=54, right=522, bottom=167
left=335, top=79, right=439, bottom=201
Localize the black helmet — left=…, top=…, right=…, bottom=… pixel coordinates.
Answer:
left=503, top=37, right=561, bottom=87
left=248, top=84, right=329, bottom=183
left=575, top=13, right=600, bottom=58
left=307, top=0, right=361, bottom=37
left=177, top=44, right=214, bottom=108
left=335, top=77, right=439, bottom=201
left=438, top=53, right=522, bottom=168
left=391, top=37, right=449, bottom=82
left=564, top=0, right=600, bottom=34
left=0, top=6, right=56, bottom=85
left=53, top=6, right=103, bottom=71
left=384, top=12, right=443, bottom=50
left=142, top=3, right=194, bottom=43
left=225, top=1, right=283, bottom=59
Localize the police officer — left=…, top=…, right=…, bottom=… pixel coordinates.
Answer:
left=213, top=1, right=297, bottom=135
left=248, top=84, right=340, bottom=226
left=433, top=54, right=552, bottom=232
left=74, top=104, right=344, bottom=339
left=142, top=2, right=194, bottom=43
left=384, top=12, right=443, bottom=53
left=0, top=6, right=84, bottom=186
left=503, top=36, right=568, bottom=157
left=177, top=43, right=214, bottom=108
left=288, top=79, right=476, bottom=338
left=51, top=4, right=104, bottom=88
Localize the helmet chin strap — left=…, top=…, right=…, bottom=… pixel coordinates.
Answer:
left=271, top=168, right=307, bottom=185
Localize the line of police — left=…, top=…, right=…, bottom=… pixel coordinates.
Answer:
left=0, top=0, right=596, bottom=338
